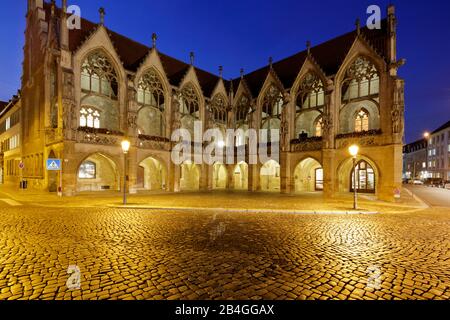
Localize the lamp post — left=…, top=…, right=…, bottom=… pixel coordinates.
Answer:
left=349, top=144, right=359, bottom=210
left=121, top=139, right=131, bottom=205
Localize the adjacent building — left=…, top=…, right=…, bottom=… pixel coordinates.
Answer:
left=0, top=1, right=405, bottom=200
left=0, top=95, right=22, bottom=186
left=426, top=121, right=450, bottom=181
left=403, top=138, right=427, bottom=181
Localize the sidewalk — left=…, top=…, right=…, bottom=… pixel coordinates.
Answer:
left=0, top=185, right=427, bottom=214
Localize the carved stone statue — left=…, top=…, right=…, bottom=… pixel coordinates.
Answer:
left=62, top=72, right=74, bottom=100
left=127, top=112, right=137, bottom=129
left=392, top=79, right=405, bottom=135
left=171, top=91, right=181, bottom=132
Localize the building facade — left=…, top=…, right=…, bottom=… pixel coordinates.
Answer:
left=426, top=121, right=450, bottom=181
left=0, top=96, right=22, bottom=186
left=7, top=1, right=405, bottom=200
left=403, top=139, right=427, bottom=181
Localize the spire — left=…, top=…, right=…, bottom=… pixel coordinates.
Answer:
left=152, top=33, right=157, bottom=49
left=219, top=66, right=223, bottom=78
left=60, top=0, right=69, bottom=49
left=387, top=4, right=398, bottom=66
left=240, top=68, right=244, bottom=79
left=50, top=0, right=55, bottom=15
left=189, top=52, right=195, bottom=65
left=269, top=56, right=273, bottom=69
left=306, top=40, right=311, bottom=55
left=355, top=18, right=361, bottom=35
left=99, top=7, right=105, bottom=26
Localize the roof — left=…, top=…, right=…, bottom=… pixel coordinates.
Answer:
left=47, top=4, right=222, bottom=97
left=44, top=2, right=389, bottom=98
left=432, top=120, right=450, bottom=134
left=236, top=20, right=389, bottom=96
left=0, top=101, right=8, bottom=113
left=403, top=138, right=427, bottom=154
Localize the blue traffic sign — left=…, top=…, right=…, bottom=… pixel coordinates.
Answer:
left=46, top=159, right=62, bottom=171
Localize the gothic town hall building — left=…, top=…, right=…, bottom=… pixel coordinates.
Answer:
left=1, top=0, right=405, bottom=201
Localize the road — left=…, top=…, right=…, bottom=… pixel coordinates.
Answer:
left=0, top=204, right=449, bottom=300
left=405, top=185, right=450, bottom=208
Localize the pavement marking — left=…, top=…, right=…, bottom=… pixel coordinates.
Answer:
left=0, top=198, right=23, bottom=206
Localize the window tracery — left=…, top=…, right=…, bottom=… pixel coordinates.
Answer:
left=81, top=51, right=118, bottom=99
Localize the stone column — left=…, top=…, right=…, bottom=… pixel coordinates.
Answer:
left=227, top=164, right=234, bottom=190
left=322, top=149, right=336, bottom=199
left=127, top=146, right=138, bottom=194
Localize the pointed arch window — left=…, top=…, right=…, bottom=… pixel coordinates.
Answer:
left=81, top=51, right=118, bottom=99
left=296, top=73, right=325, bottom=111
left=137, top=69, right=165, bottom=110
left=262, top=85, right=283, bottom=119
left=78, top=161, right=96, bottom=179
left=211, top=94, right=227, bottom=124
left=180, top=84, right=200, bottom=119
left=342, top=57, right=379, bottom=102
left=235, top=95, right=251, bottom=123
left=80, top=107, right=101, bottom=129
left=350, top=160, right=375, bottom=193
left=354, top=109, right=369, bottom=132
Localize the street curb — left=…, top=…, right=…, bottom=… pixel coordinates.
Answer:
left=106, top=205, right=379, bottom=215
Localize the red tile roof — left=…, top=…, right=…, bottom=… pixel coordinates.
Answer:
left=44, top=2, right=389, bottom=99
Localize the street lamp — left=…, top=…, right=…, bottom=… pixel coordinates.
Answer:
left=349, top=144, right=359, bottom=210
left=121, top=139, right=131, bottom=205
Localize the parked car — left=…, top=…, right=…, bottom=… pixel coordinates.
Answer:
left=424, top=178, right=444, bottom=187
left=412, top=179, right=424, bottom=185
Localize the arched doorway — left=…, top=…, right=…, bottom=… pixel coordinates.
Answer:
left=260, top=160, right=280, bottom=192
left=212, top=163, right=227, bottom=190
left=233, top=161, right=248, bottom=190
left=77, top=153, right=120, bottom=192
left=180, top=161, right=200, bottom=191
left=138, top=157, right=167, bottom=191
left=294, top=158, right=323, bottom=192
left=48, top=150, right=58, bottom=192
left=350, top=160, right=376, bottom=193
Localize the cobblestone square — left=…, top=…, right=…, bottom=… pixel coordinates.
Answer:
left=0, top=201, right=449, bottom=300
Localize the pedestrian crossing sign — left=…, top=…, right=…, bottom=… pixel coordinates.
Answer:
left=46, top=159, right=62, bottom=171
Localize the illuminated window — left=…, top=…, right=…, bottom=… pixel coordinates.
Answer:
left=78, top=161, right=96, bottom=179
left=355, top=109, right=369, bottom=132
left=80, top=107, right=100, bottom=128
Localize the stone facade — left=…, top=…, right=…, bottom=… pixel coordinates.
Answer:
left=8, top=1, right=405, bottom=201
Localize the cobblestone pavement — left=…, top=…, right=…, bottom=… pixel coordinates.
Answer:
left=0, top=205, right=449, bottom=300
